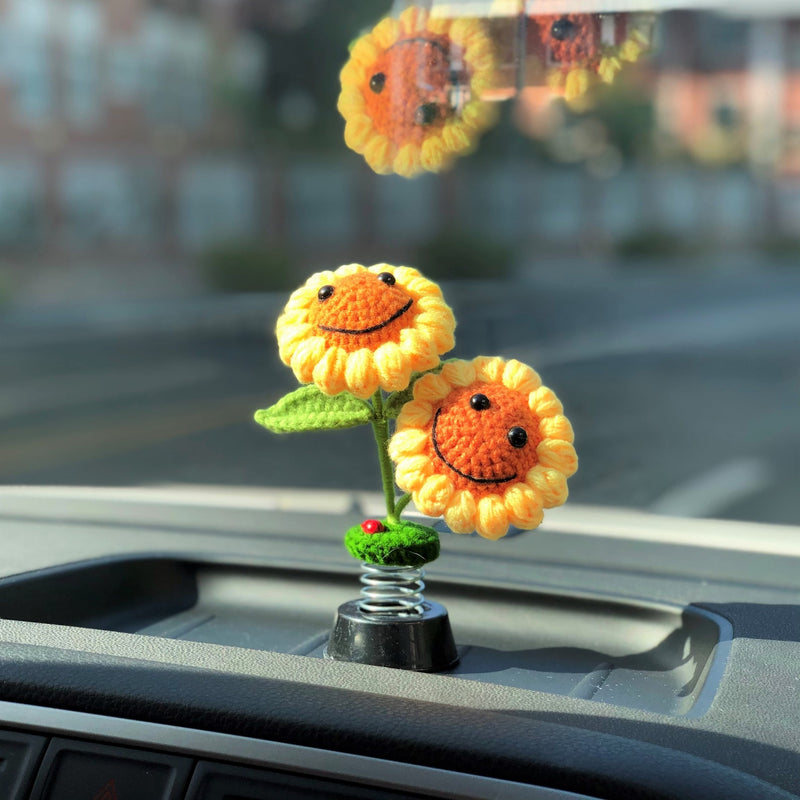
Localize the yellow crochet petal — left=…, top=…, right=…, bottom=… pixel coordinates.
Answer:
left=344, top=114, right=375, bottom=151
left=334, top=263, right=363, bottom=278
left=374, top=341, right=413, bottom=392
left=473, top=356, right=505, bottom=383
left=565, top=69, right=592, bottom=102
left=413, top=372, right=452, bottom=403
left=289, top=336, right=327, bottom=383
left=442, top=122, right=471, bottom=153
left=344, top=349, right=380, bottom=400
left=427, top=16, right=448, bottom=35
left=598, top=56, right=622, bottom=84
left=387, top=428, right=428, bottom=460
left=537, top=439, right=578, bottom=478
left=416, top=473, right=455, bottom=517
left=312, top=346, right=349, bottom=396
left=399, top=327, right=440, bottom=373
left=443, top=489, right=478, bottom=534
left=337, top=87, right=365, bottom=115
left=399, top=6, right=428, bottom=35
left=476, top=495, right=510, bottom=540
left=416, top=319, right=455, bottom=355
left=526, top=466, right=569, bottom=509
left=539, top=414, right=575, bottom=443
left=461, top=102, right=497, bottom=134
left=276, top=308, right=310, bottom=328
left=441, top=360, right=477, bottom=388
left=395, top=454, right=434, bottom=492
left=349, top=35, right=380, bottom=68
left=503, top=483, right=544, bottom=529
left=502, top=359, right=542, bottom=394
left=339, top=60, right=367, bottom=89
left=385, top=264, right=422, bottom=284
left=396, top=399, right=434, bottom=429
left=284, top=284, right=319, bottom=312
left=620, top=39, right=643, bottom=62
left=414, top=295, right=446, bottom=314
left=421, top=136, right=447, bottom=172
left=528, top=386, right=564, bottom=418
left=402, top=275, right=443, bottom=300
left=276, top=322, right=314, bottom=363
left=363, top=134, right=395, bottom=175
left=303, top=268, right=337, bottom=288
left=394, top=144, right=422, bottom=179
left=372, top=16, right=400, bottom=49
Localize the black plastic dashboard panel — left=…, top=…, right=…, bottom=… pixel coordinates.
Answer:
left=0, top=556, right=729, bottom=717
left=0, top=701, right=595, bottom=800
left=0, top=731, right=46, bottom=798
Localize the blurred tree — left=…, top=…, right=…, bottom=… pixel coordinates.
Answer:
left=236, top=0, right=391, bottom=152
left=583, top=78, right=655, bottom=160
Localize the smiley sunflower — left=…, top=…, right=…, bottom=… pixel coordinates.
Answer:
left=337, top=6, right=498, bottom=178
left=388, top=356, right=577, bottom=539
left=276, top=263, right=455, bottom=399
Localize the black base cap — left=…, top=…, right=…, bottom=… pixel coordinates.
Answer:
left=325, top=600, right=459, bottom=672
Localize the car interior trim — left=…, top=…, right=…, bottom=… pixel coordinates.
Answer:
left=0, top=699, right=597, bottom=800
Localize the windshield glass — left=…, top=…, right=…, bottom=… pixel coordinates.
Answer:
left=1, top=0, right=797, bottom=528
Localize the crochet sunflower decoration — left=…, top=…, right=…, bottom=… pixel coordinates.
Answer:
left=389, top=356, right=576, bottom=540
left=255, top=264, right=576, bottom=565
left=337, top=7, right=498, bottom=178
left=530, top=13, right=652, bottom=106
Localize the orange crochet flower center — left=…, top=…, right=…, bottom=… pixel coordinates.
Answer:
left=535, top=14, right=601, bottom=65
left=363, top=36, right=462, bottom=146
left=424, top=382, right=541, bottom=498
left=308, top=272, right=416, bottom=352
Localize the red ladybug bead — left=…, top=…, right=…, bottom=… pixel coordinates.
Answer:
left=361, top=519, right=386, bottom=534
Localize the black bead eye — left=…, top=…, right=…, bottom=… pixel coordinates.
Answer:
left=369, top=72, right=385, bottom=93
left=318, top=285, right=334, bottom=301
left=550, top=18, right=575, bottom=41
left=414, top=103, right=439, bottom=126
left=377, top=272, right=396, bottom=286
left=507, top=427, right=528, bottom=448
left=470, top=393, right=490, bottom=411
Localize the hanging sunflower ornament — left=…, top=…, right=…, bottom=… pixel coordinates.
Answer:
left=255, top=264, right=576, bottom=566
left=337, top=7, right=499, bottom=178
left=530, top=13, right=653, bottom=107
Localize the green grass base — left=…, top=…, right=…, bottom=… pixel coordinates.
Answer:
left=344, top=520, right=440, bottom=567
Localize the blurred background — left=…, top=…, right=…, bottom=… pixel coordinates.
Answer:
left=1, top=0, right=798, bottom=527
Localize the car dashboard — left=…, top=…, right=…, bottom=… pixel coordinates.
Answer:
left=0, top=485, right=798, bottom=799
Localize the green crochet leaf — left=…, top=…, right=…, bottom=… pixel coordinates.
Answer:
left=254, top=386, right=372, bottom=433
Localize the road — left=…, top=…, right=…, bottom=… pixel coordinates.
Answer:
left=1, top=270, right=799, bottom=526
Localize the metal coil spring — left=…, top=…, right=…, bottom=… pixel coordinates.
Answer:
left=358, top=563, right=425, bottom=616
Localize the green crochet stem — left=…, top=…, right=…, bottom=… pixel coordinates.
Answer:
left=394, top=491, right=412, bottom=517
left=370, top=389, right=409, bottom=525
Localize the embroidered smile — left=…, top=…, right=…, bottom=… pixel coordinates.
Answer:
left=318, top=298, right=414, bottom=335
left=431, top=408, right=518, bottom=484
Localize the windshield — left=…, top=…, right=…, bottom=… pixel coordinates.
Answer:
left=1, top=0, right=797, bottom=528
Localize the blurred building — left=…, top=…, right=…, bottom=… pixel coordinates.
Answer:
left=652, top=12, right=800, bottom=174
left=0, top=0, right=266, bottom=254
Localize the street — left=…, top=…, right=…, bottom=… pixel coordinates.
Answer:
left=1, top=270, right=799, bottom=526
